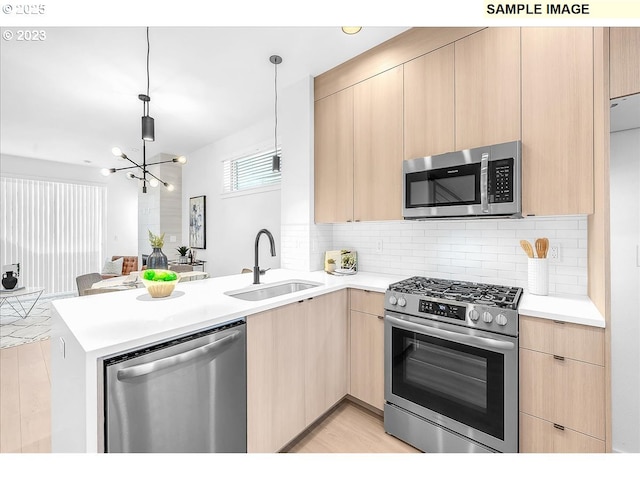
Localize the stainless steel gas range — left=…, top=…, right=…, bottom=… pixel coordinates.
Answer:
left=383, top=277, right=523, bottom=453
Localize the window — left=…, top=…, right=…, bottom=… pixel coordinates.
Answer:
left=0, top=176, right=106, bottom=295
left=223, top=147, right=281, bottom=194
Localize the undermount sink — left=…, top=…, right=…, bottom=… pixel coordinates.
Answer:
left=224, top=279, right=323, bottom=302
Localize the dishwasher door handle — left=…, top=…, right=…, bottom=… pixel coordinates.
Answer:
left=116, top=330, right=240, bottom=381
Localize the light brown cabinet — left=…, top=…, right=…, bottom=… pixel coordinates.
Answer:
left=454, top=27, right=521, bottom=151
left=521, top=27, right=594, bottom=216
left=519, top=315, right=606, bottom=452
left=403, top=44, right=455, bottom=159
left=247, top=291, right=348, bottom=452
left=349, top=289, right=385, bottom=411
left=305, top=290, right=348, bottom=425
left=353, top=66, right=404, bottom=221
left=314, top=67, right=403, bottom=223
left=314, top=88, right=354, bottom=223
left=610, top=27, right=640, bottom=98
left=247, top=301, right=306, bottom=453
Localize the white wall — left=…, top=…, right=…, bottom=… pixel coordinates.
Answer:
left=181, top=119, right=281, bottom=278
left=0, top=154, right=139, bottom=261
left=610, top=127, right=640, bottom=453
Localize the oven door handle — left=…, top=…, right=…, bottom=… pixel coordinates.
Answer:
left=385, top=315, right=515, bottom=351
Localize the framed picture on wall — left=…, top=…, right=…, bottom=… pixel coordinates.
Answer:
left=189, top=196, right=206, bottom=249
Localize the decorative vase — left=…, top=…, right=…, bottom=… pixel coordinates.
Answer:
left=2, top=271, right=18, bottom=290
left=148, top=247, right=168, bottom=270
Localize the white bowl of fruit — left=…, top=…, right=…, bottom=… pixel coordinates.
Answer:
left=141, top=269, right=180, bottom=298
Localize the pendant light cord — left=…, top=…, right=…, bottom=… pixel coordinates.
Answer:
left=274, top=60, right=278, bottom=155
left=146, top=26, right=150, bottom=116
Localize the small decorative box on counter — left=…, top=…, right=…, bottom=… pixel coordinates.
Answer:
left=324, top=250, right=357, bottom=275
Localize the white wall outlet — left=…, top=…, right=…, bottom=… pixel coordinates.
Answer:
left=375, top=239, right=383, bottom=254
left=549, top=246, right=559, bottom=261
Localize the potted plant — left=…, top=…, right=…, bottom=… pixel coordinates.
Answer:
left=325, top=257, right=336, bottom=273
left=147, top=230, right=168, bottom=269
left=176, top=246, right=190, bottom=264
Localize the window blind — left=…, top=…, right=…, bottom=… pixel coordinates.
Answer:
left=223, top=147, right=281, bottom=193
left=0, top=176, right=106, bottom=295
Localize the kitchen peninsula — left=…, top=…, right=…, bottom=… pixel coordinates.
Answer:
left=50, top=269, right=604, bottom=453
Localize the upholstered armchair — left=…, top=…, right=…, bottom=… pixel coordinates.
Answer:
left=101, top=255, right=139, bottom=279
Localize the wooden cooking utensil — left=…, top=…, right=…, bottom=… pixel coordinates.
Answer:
left=520, top=240, right=534, bottom=258
left=535, top=238, right=549, bottom=259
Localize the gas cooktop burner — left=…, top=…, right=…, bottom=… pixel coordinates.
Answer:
left=389, top=276, right=522, bottom=310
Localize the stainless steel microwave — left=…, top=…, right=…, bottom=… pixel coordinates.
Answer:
left=403, top=140, right=521, bottom=219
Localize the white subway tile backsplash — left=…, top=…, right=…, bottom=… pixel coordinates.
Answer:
left=329, top=215, right=588, bottom=294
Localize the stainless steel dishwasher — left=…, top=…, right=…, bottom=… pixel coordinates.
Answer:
left=102, top=319, right=246, bottom=453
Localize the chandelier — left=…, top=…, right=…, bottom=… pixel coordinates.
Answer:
left=100, top=27, right=186, bottom=193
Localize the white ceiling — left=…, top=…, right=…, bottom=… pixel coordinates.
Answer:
left=0, top=26, right=408, bottom=169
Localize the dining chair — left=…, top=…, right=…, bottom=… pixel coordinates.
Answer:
left=76, top=273, right=104, bottom=296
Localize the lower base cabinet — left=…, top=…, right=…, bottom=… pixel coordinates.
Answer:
left=519, top=315, right=606, bottom=452
left=349, top=290, right=385, bottom=411
left=247, top=290, right=347, bottom=453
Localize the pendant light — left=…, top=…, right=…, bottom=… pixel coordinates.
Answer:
left=270, top=54, right=282, bottom=172
left=102, top=27, right=186, bottom=193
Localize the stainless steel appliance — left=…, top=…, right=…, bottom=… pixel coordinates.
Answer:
left=102, top=319, right=246, bottom=453
left=403, top=140, right=521, bottom=219
left=384, top=277, right=522, bottom=453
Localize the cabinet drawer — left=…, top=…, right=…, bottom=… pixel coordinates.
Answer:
left=520, top=315, right=604, bottom=365
left=519, top=348, right=605, bottom=440
left=519, top=412, right=605, bottom=453
left=350, top=289, right=385, bottom=317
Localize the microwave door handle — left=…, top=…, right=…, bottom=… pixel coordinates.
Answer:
left=480, top=153, right=489, bottom=213
left=116, top=331, right=240, bottom=381
left=385, top=314, right=515, bottom=351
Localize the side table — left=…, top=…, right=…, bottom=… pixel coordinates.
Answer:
left=0, top=287, right=45, bottom=319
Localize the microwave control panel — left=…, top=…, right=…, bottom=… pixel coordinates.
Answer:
left=488, top=158, right=514, bottom=204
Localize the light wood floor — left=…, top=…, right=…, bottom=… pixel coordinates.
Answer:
left=0, top=339, right=418, bottom=454
left=0, top=339, right=51, bottom=453
left=285, top=400, right=420, bottom=453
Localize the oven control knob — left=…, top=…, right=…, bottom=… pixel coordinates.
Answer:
left=397, top=297, right=407, bottom=307
left=482, top=312, right=493, bottom=323
left=389, top=295, right=398, bottom=306
left=495, top=314, right=508, bottom=326
left=468, top=309, right=480, bottom=322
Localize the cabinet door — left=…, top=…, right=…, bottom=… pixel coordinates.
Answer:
left=314, top=88, right=354, bottom=223
left=404, top=45, right=455, bottom=159
left=305, top=291, right=348, bottom=425
left=454, top=27, right=521, bottom=150
left=521, top=27, right=594, bottom=215
left=350, top=310, right=385, bottom=410
left=247, top=303, right=306, bottom=452
left=353, top=65, right=404, bottom=221
left=610, top=27, right=640, bottom=98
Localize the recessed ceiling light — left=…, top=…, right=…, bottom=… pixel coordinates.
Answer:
left=342, top=27, right=362, bottom=35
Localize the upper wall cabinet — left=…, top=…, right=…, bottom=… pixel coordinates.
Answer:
left=403, top=44, right=455, bottom=159
left=521, top=28, right=594, bottom=216
left=610, top=27, right=640, bottom=98
left=454, top=28, right=521, bottom=151
left=353, top=66, right=404, bottom=222
left=314, top=88, right=354, bottom=223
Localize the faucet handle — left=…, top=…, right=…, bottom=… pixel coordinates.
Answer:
left=259, top=268, right=271, bottom=275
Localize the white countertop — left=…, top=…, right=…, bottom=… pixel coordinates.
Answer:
left=518, top=292, right=605, bottom=328
left=51, top=269, right=403, bottom=357
left=51, top=268, right=605, bottom=358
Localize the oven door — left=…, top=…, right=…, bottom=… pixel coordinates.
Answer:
left=384, top=312, right=518, bottom=453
